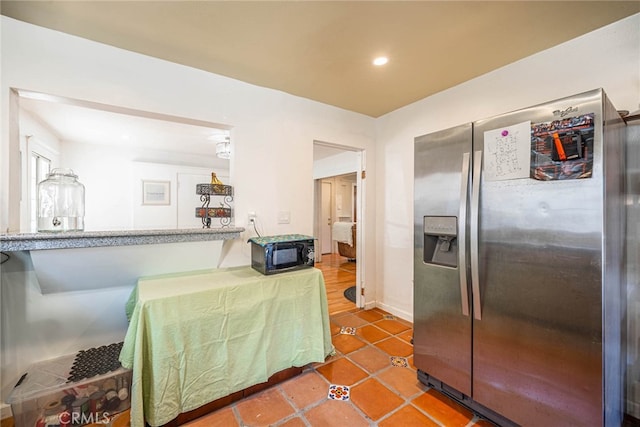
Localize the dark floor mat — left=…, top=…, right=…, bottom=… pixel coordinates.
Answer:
left=343, top=286, right=356, bottom=303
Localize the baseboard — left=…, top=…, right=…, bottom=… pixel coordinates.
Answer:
left=0, top=404, right=12, bottom=421
left=363, top=301, right=376, bottom=311
left=374, top=302, right=413, bottom=323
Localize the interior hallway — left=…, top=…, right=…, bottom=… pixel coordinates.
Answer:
left=184, top=253, right=496, bottom=426
left=317, top=253, right=357, bottom=316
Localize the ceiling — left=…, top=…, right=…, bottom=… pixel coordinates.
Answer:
left=2, top=1, right=639, bottom=118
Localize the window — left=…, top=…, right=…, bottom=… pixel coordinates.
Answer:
left=30, top=152, right=51, bottom=232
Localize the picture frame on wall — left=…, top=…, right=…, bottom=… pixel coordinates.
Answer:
left=142, top=180, right=170, bottom=205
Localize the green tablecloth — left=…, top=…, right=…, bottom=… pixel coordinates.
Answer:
left=119, top=266, right=333, bottom=427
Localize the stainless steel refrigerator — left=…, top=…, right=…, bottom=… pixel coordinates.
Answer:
left=413, top=89, right=626, bottom=426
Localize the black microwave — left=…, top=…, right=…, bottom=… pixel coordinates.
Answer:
left=248, top=234, right=315, bottom=275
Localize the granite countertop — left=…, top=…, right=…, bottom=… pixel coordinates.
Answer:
left=0, top=227, right=244, bottom=251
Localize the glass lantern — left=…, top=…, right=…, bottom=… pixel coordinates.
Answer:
left=37, top=168, right=85, bottom=232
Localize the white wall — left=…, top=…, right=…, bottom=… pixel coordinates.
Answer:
left=0, top=16, right=376, bottom=403
left=375, top=13, right=640, bottom=320
left=55, top=140, right=226, bottom=231
left=313, top=150, right=360, bottom=179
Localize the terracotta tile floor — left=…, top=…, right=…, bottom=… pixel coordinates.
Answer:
left=183, top=308, right=498, bottom=427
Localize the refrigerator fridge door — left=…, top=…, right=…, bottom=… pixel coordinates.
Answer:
left=471, top=89, right=619, bottom=426
left=414, top=123, right=472, bottom=396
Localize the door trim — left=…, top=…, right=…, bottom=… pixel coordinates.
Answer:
left=313, top=142, right=365, bottom=309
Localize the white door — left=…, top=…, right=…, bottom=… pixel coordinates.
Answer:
left=321, top=180, right=333, bottom=254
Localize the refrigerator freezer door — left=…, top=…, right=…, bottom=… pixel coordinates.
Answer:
left=414, top=123, right=472, bottom=396
left=471, top=89, right=607, bottom=426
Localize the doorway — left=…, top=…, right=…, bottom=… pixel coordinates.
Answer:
left=313, top=142, right=364, bottom=310
left=318, top=173, right=357, bottom=254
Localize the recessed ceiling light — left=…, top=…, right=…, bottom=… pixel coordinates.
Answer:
left=373, top=56, right=388, bottom=66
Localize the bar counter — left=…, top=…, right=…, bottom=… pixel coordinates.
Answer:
left=0, top=228, right=243, bottom=251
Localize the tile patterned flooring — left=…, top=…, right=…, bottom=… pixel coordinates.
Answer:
left=184, top=308, right=497, bottom=427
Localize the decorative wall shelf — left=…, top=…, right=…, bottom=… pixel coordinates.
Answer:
left=196, top=183, right=234, bottom=228
left=0, top=228, right=244, bottom=251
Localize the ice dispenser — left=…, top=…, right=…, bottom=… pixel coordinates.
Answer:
left=423, top=216, right=457, bottom=267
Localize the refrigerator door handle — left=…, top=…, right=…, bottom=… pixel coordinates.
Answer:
left=458, top=152, right=471, bottom=317
left=471, top=150, right=482, bottom=320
